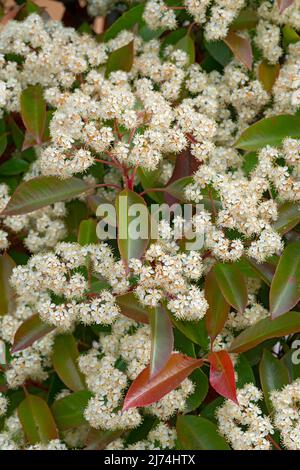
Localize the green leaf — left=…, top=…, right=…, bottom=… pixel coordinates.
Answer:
left=165, top=176, right=193, bottom=201
left=281, top=348, right=300, bottom=381
left=0, top=157, right=29, bottom=175
left=105, top=41, right=134, bottom=77
left=7, top=115, right=24, bottom=150
left=85, top=429, right=123, bottom=450
left=1, top=176, right=92, bottom=216
left=0, top=119, right=7, bottom=157
left=236, top=114, right=300, bottom=151
left=78, top=219, right=98, bottom=246
left=169, top=315, right=209, bottom=350
left=175, top=33, right=195, bottom=64
left=184, top=369, right=209, bottom=413
left=205, top=268, right=230, bottom=340
left=20, top=85, right=46, bottom=144
left=116, top=189, right=150, bottom=263
left=231, top=8, right=258, bottom=30
left=52, top=334, right=86, bottom=392
left=245, top=256, right=276, bottom=286
left=52, top=390, right=92, bottom=430
left=272, top=202, right=300, bottom=235
left=270, top=242, right=300, bottom=318
left=116, top=292, right=149, bottom=324
left=104, top=4, right=145, bottom=41
left=11, top=314, right=55, bottom=354
left=149, top=304, right=174, bottom=378
left=176, top=416, right=230, bottom=450
left=0, top=253, right=16, bottom=316
left=204, top=40, right=232, bottom=66
left=138, top=168, right=164, bottom=203
left=214, top=263, right=248, bottom=313
left=18, top=394, right=58, bottom=444
left=230, top=311, right=300, bottom=353
left=259, top=349, right=290, bottom=412
left=235, top=354, right=256, bottom=388
left=258, top=61, right=280, bottom=93
left=282, top=25, right=300, bottom=48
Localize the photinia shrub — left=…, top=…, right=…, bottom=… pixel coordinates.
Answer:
left=0, top=0, right=299, bottom=451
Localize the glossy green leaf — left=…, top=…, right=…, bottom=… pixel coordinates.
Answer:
left=78, top=219, right=98, bottom=246
left=7, top=115, right=24, bottom=150
left=259, top=349, right=290, bottom=412
left=0, top=157, right=29, bottom=175
left=149, top=304, right=174, bottom=378
left=52, top=334, right=86, bottom=392
left=175, top=34, right=195, bottom=64
left=116, top=292, right=149, bottom=324
left=104, top=4, right=145, bottom=41
left=0, top=119, right=7, bottom=156
left=1, top=176, right=92, bottom=216
left=176, top=416, right=230, bottom=450
left=236, top=114, right=300, bottom=151
left=235, top=354, right=256, bottom=388
left=18, top=394, right=58, bottom=444
left=52, top=390, right=92, bottom=430
left=258, top=61, right=280, bottom=93
left=184, top=369, right=209, bottom=413
left=214, top=263, right=248, bottom=313
left=231, top=8, right=258, bottom=30
left=137, top=168, right=164, bottom=203
left=165, top=176, right=193, bottom=201
left=204, top=40, right=232, bottom=66
left=0, top=253, right=16, bottom=316
left=230, top=311, right=300, bottom=353
left=272, top=202, right=300, bottom=235
left=245, top=256, right=276, bottom=286
left=282, top=25, right=300, bottom=48
left=270, top=242, right=300, bottom=318
left=281, top=348, right=300, bottom=381
left=169, top=315, right=209, bottom=350
left=20, top=85, right=46, bottom=144
left=116, top=189, right=150, bottom=263
left=205, top=268, right=230, bottom=340
left=11, top=314, right=55, bottom=354
left=105, top=41, right=134, bottom=77
left=85, top=429, right=123, bottom=450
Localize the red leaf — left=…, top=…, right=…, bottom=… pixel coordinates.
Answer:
left=208, top=351, right=238, bottom=404
left=122, top=353, right=203, bottom=411
left=224, top=31, right=253, bottom=70
left=0, top=6, right=22, bottom=25
left=277, top=0, right=294, bottom=14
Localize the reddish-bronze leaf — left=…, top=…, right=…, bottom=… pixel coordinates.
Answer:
left=277, top=0, right=294, bottom=14
left=122, top=353, right=203, bottom=410
left=208, top=351, right=238, bottom=403
left=224, top=31, right=253, bottom=70
left=12, top=314, right=55, bottom=354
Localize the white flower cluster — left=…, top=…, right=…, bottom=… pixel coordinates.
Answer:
left=129, top=220, right=208, bottom=320
left=270, top=379, right=300, bottom=450
left=216, top=384, right=274, bottom=450
left=143, top=0, right=246, bottom=40
left=79, top=318, right=194, bottom=431
left=9, top=242, right=125, bottom=331
left=0, top=183, right=67, bottom=254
